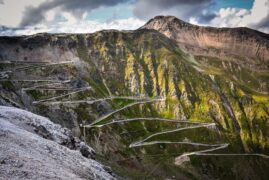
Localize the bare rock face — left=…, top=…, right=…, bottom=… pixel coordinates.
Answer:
left=0, top=105, right=95, bottom=158
left=141, top=16, right=269, bottom=63
left=0, top=106, right=116, bottom=180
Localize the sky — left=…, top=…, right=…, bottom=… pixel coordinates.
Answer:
left=0, top=0, right=268, bottom=36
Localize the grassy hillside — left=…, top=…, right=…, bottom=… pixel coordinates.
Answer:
left=0, top=29, right=268, bottom=179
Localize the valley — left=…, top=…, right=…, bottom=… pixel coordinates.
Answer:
left=0, top=16, right=269, bottom=179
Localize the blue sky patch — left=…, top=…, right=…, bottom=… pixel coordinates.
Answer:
left=215, top=0, right=254, bottom=9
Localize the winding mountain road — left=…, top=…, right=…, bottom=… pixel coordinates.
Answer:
left=37, top=96, right=155, bottom=105
left=85, top=97, right=166, bottom=127
left=3, top=60, right=268, bottom=161
left=33, top=86, right=92, bottom=104
left=85, top=115, right=269, bottom=159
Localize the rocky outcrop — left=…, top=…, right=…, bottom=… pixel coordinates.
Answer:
left=0, top=106, right=116, bottom=180
left=141, top=16, right=269, bottom=64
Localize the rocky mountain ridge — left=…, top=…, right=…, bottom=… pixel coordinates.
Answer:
left=141, top=16, right=269, bottom=68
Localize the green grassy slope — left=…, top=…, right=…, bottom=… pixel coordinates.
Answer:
left=0, top=29, right=268, bottom=179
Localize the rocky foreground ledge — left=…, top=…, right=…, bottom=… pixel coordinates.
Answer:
left=0, top=106, right=116, bottom=180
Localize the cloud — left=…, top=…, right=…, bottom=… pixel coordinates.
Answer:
left=19, top=0, right=129, bottom=27
left=240, top=0, right=269, bottom=29
left=133, top=0, right=214, bottom=21
left=0, top=0, right=46, bottom=27
left=0, top=0, right=268, bottom=35
left=208, top=8, right=250, bottom=27
left=204, top=0, right=269, bottom=32
left=132, top=0, right=269, bottom=33
left=0, top=17, right=145, bottom=36
left=0, top=0, right=143, bottom=36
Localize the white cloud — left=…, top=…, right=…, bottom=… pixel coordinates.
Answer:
left=209, top=8, right=250, bottom=27
left=206, top=0, right=269, bottom=32
left=0, top=0, right=145, bottom=36
left=0, top=17, right=145, bottom=36
left=240, top=0, right=269, bottom=27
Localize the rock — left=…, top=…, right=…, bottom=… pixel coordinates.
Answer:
left=174, top=155, right=190, bottom=166
left=0, top=106, right=116, bottom=180
left=80, top=142, right=96, bottom=159
left=0, top=105, right=95, bottom=157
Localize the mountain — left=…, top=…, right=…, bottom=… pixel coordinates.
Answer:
left=0, top=16, right=268, bottom=179
left=141, top=16, right=269, bottom=67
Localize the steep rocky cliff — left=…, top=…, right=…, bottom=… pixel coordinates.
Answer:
left=0, top=17, right=268, bottom=179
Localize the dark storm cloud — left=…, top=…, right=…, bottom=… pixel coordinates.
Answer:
left=255, top=16, right=269, bottom=29
left=19, top=0, right=217, bottom=27
left=20, top=0, right=129, bottom=27
left=133, top=0, right=214, bottom=20
left=0, top=26, right=24, bottom=36
left=196, top=12, right=217, bottom=24
left=0, top=0, right=4, bottom=4
left=136, top=0, right=210, bottom=9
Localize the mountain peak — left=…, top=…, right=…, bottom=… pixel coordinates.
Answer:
left=141, top=15, right=192, bottom=30
left=140, top=15, right=269, bottom=62
left=148, top=15, right=179, bottom=22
